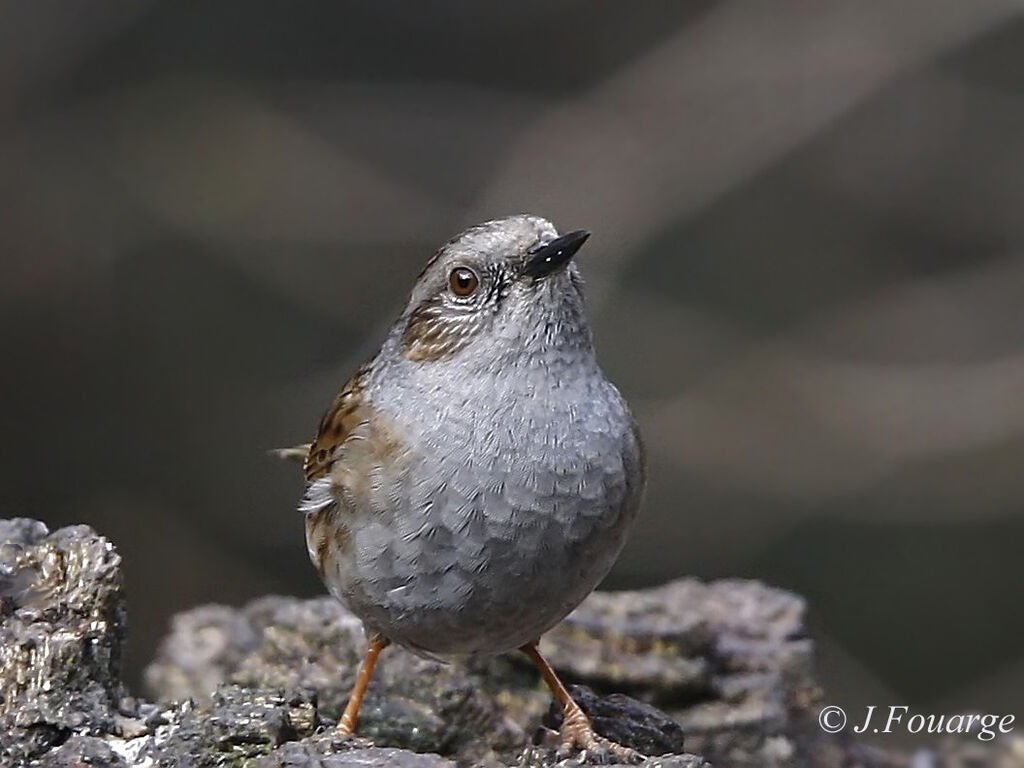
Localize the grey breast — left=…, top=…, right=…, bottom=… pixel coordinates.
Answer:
left=331, top=353, right=643, bottom=657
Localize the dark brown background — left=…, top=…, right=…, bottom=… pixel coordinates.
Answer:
left=2, top=0, right=1022, bottom=731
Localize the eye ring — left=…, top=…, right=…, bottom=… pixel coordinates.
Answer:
left=448, top=267, right=479, bottom=297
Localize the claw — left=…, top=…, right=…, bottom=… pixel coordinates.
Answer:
left=522, top=641, right=645, bottom=764
left=556, top=703, right=645, bottom=764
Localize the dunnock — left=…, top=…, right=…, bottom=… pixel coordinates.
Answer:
left=286, top=214, right=645, bottom=758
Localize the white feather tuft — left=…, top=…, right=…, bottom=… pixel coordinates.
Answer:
left=299, top=477, right=335, bottom=515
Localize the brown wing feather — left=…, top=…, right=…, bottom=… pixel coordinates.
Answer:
left=303, top=363, right=372, bottom=482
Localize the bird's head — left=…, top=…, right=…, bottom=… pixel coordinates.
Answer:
left=396, top=214, right=593, bottom=366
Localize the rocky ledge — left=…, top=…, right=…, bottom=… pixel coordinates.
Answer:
left=1, top=519, right=1020, bottom=768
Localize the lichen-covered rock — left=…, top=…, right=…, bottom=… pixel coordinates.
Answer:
left=516, top=750, right=711, bottom=768
left=249, top=734, right=457, bottom=768
left=140, top=687, right=318, bottom=766
left=142, top=602, right=264, bottom=703
left=143, top=579, right=816, bottom=766
left=8, top=517, right=1021, bottom=768
left=535, top=584, right=715, bottom=699
left=1, top=518, right=704, bottom=768
left=534, top=579, right=815, bottom=766
left=144, top=596, right=527, bottom=765
left=141, top=594, right=706, bottom=766
left=30, top=735, right=131, bottom=767
left=0, top=519, right=131, bottom=764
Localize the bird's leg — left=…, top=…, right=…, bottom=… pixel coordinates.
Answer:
left=520, top=642, right=642, bottom=762
left=337, top=634, right=390, bottom=736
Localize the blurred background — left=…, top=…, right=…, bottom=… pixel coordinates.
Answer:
left=2, top=0, right=1022, bottom=733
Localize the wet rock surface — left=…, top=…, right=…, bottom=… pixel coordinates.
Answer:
left=3, top=518, right=1022, bottom=767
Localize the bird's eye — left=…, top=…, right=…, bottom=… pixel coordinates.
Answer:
left=449, top=267, right=479, bottom=296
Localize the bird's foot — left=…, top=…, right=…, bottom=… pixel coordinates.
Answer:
left=554, top=704, right=645, bottom=765
left=335, top=717, right=375, bottom=743
left=329, top=721, right=374, bottom=751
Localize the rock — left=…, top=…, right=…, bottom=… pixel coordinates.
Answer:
left=250, top=735, right=457, bottom=768
left=141, top=686, right=319, bottom=766
left=141, top=595, right=703, bottom=766
left=5, top=517, right=1022, bottom=768
left=31, top=735, right=131, bottom=767
left=516, top=749, right=710, bottom=768
left=0, top=519, right=128, bottom=765
left=541, top=685, right=687, bottom=758
left=534, top=579, right=815, bottom=766
left=535, top=583, right=715, bottom=700
left=142, top=603, right=263, bottom=703
left=144, top=595, right=527, bottom=765
left=142, top=580, right=808, bottom=766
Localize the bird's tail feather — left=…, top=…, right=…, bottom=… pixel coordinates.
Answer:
left=269, top=444, right=310, bottom=463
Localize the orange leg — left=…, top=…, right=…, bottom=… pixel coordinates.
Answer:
left=520, top=642, right=640, bottom=761
left=337, top=634, right=390, bottom=736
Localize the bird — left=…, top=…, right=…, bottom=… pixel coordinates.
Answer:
left=288, top=214, right=645, bottom=759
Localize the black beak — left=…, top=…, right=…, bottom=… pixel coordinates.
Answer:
left=523, top=230, right=590, bottom=279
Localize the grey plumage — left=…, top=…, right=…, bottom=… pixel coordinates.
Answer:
left=301, top=214, right=645, bottom=659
